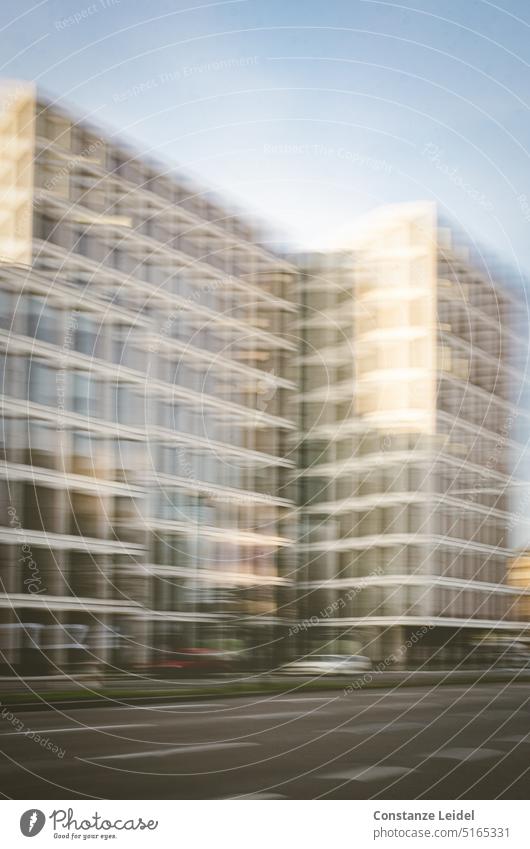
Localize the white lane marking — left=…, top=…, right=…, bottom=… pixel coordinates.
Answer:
left=0, top=723, right=151, bottom=737
left=152, top=711, right=302, bottom=722
left=325, top=765, right=410, bottom=782
left=451, top=710, right=512, bottom=720
left=228, top=712, right=304, bottom=721
left=336, top=721, right=423, bottom=735
left=85, top=741, right=258, bottom=761
left=423, top=747, right=501, bottom=762
left=146, top=703, right=228, bottom=710
left=271, top=697, right=338, bottom=703
left=497, top=735, right=530, bottom=744
left=231, top=793, right=287, bottom=799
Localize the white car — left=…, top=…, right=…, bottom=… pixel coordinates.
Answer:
left=280, top=654, right=371, bottom=676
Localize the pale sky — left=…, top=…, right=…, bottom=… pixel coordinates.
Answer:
left=1, top=0, right=530, bottom=272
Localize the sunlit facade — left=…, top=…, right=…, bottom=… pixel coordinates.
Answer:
left=509, top=552, right=530, bottom=622
left=0, top=82, right=298, bottom=675
left=298, top=203, right=530, bottom=666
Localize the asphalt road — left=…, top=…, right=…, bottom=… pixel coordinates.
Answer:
left=0, top=682, right=528, bottom=799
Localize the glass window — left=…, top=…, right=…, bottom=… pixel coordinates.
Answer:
left=74, top=313, right=103, bottom=358
left=26, top=420, right=57, bottom=469
left=70, top=430, right=106, bottom=477
left=114, top=438, right=145, bottom=480
left=28, top=360, right=56, bottom=407
left=0, top=290, right=13, bottom=331
left=26, top=295, right=61, bottom=345
left=112, top=325, right=142, bottom=370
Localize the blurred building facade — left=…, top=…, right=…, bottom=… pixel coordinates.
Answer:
left=297, top=203, right=530, bottom=667
left=1, top=82, right=528, bottom=678
left=0, top=82, right=298, bottom=675
left=509, top=551, right=530, bottom=622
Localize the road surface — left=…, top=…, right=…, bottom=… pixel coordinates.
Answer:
left=0, top=682, right=528, bottom=799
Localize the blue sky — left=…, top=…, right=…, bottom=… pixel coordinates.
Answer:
left=2, top=0, right=530, bottom=270
left=3, top=0, right=530, bottom=544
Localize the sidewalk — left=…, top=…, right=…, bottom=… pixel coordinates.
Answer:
left=1, top=668, right=528, bottom=711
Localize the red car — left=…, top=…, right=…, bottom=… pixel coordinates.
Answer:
left=144, top=648, right=234, bottom=677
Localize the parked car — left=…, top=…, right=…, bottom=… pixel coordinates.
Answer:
left=279, top=654, right=371, bottom=676
left=144, top=648, right=236, bottom=678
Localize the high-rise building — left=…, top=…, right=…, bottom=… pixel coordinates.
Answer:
left=508, top=551, right=530, bottom=622
left=1, top=82, right=527, bottom=678
left=0, top=81, right=298, bottom=676
left=297, top=203, right=529, bottom=667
